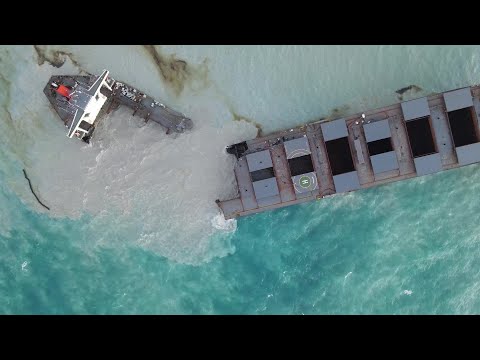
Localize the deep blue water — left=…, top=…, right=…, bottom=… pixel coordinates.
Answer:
left=3, top=163, right=480, bottom=314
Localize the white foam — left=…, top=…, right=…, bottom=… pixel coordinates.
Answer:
left=211, top=213, right=237, bottom=232
left=3, top=45, right=480, bottom=264
left=0, top=45, right=257, bottom=265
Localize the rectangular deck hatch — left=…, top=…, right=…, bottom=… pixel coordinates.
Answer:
left=283, top=136, right=317, bottom=194
left=284, top=136, right=314, bottom=176
left=406, top=116, right=437, bottom=158
left=363, top=119, right=399, bottom=175
left=246, top=150, right=280, bottom=204
left=325, top=137, right=355, bottom=176
left=250, top=167, right=275, bottom=182
left=447, top=107, right=478, bottom=148
left=368, top=138, right=393, bottom=156
left=447, top=105, right=480, bottom=166
left=320, top=119, right=360, bottom=192
left=288, top=155, right=314, bottom=177
left=364, top=119, right=394, bottom=157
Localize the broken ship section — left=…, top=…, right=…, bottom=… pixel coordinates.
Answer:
left=43, top=71, right=193, bottom=142
left=217, top=85, right=480, bottom=219
left=110, top=81, right=193, bottom=134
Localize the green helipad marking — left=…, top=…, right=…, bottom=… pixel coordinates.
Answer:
left=299, top=176, right=311, bottom=188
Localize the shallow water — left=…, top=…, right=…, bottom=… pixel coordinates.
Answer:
left=1, top=45, right=480, bottom=313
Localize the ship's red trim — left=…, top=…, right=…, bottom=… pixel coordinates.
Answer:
left=55, top=84, right=71, bottom=99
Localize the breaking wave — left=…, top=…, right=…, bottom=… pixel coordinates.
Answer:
left=2, top=44, right=480, bottom=265
left=0, top=45, right=257, bottom=265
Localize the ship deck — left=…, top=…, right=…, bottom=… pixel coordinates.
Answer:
left=109, top=81, right=192, bottom=133
left=218, top=85, right=480, bottom=219
left=43, top=73, right=192, bottom=141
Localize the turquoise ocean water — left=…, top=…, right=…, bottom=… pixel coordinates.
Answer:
left=1, top=45, right=480, bottom=314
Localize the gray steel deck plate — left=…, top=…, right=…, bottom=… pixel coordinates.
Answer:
left=283, top=136, right=311, bottom=159
left=252, top=177, right=280, bottom=199
left=333, top=171, right=361, bottom=193
left=246, top=150, right=273, bottom=172
left=401, top=97, right=430, bottom=121
left=371, top=151, right=399, bottom=174
left=321, top=118, right=348, bottom=141
left=456, top=142, right=480, bottom=166
left=444, top=88, right=473, bottom=112
left=363, top=119, right=392, bottom=142
left=414, top=153, right=443, bottom=176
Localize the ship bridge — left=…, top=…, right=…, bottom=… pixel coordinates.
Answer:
left=65, top=70, right=112, bottom=138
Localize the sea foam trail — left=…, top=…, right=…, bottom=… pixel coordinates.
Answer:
left=0, top=46, right=257, bottom=265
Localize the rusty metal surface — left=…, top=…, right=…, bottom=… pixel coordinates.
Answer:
left=43, top=73, right=193, bottom=141
left=219, top=85, right=480, bottom=220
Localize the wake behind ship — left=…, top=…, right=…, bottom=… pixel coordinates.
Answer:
left=43, top=69, right=193, bottom=143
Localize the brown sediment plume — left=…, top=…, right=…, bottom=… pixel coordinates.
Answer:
left=141, top=45, right=209, bottom=96
left=0, top=73, right=32, bottom=168
left=330, top=104, right=350, bottom=118
left=2, top=104, right=16, bottom=137
left=33, top=45, right=85, bottom=72
left=310, top=104, right=351, bottom=124
left=230, top=103, right=352, bottom=139
left=0, top=73, right=13, bottom=128
left=231, top=111, right=263, bottom=137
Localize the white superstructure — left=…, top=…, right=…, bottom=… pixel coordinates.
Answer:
left=66, top=70, right=112, bottom=138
